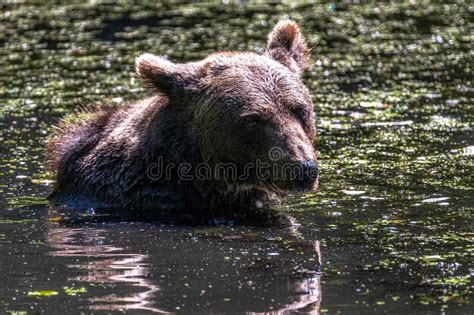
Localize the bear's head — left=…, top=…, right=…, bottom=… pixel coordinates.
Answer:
left=136, top=20, right=318, bottom=194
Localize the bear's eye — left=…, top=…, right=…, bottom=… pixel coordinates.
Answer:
left=242, top=114, right=262, bottom=130
left=292, top=107, right=308, bottom=121
left=246, top=117, right=261, bottom=129
left=247, top=121, right=258, bottom=129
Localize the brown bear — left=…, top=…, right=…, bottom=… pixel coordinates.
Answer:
left=46, top=20, right=318, bottom=219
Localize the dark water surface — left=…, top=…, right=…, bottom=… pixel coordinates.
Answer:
left=0, top=1, right=473, bottom=314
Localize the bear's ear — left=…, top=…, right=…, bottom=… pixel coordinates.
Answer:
left=265, top=20, right=309, bottom=75
left=135, top=53, right=202, bottom=94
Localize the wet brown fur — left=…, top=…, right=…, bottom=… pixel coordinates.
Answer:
left=46, top=20, right=318, bottom=213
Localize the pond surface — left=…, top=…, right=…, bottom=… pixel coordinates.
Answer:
left=0, top=1, right=473, bottom=314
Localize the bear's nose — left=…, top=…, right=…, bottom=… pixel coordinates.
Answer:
left=294, top=159, right=319, bottom=189
left=300, top=159, right=319, bottom=178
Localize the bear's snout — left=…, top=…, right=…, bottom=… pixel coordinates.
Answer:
left=294, top=159, right=319, bottom=191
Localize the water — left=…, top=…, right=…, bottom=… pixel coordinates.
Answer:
left=0, top=1, right=472, bottom=313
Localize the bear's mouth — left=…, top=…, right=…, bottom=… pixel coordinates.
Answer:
left=225, top=178, right=317, bottom=197
left=210, top=160, right=319, bottom=195
left=262, top=161, right=320, bottom=194
left=246, top=173, right=319, bottom=196
left=265, top=177, right=319, bottom=194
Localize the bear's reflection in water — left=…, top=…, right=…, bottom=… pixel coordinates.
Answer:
left=48, top=227, right=162, bottom=313
left=47, top=207, right=322, bottom=314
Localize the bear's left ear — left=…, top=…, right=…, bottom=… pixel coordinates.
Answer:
left=135, top=53, right=203, bottom=95
left=265, top=20, right=309, bottom=76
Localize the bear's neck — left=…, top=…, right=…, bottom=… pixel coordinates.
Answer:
left=146, top=96, right=203, bottom=166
